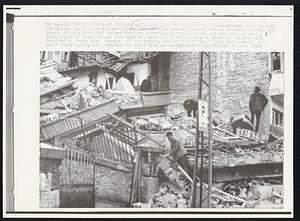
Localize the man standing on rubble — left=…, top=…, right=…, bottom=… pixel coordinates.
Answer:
left=166, top=131, right=193, bottom=177
left=249, top=86, right=269, bottom=132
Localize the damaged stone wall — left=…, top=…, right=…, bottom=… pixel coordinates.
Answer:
left=168, top=52, right=271, bottom=136
left=40, top=172, right=60, bottom=208
left=169, top=52, right=200, bottom=106
left=95, top=161, right=160, bottom=206
left=40, top=158, right=62, bottom=208
left=126, top=62, right=151, bottom=87
left=211, top=52, right=271, bottom=136
left=157, top=52, right=171, bottom=91
left=95, top=163, right=132, bottom=205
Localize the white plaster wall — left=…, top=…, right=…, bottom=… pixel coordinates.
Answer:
left=126, top=62, right=150, bottom=87
left=97, top=71, right=116, bottom=89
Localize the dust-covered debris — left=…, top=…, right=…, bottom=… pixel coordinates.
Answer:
left=151, top=184, right=191, bottom=208
left=215, top=178, right=283, bottom=208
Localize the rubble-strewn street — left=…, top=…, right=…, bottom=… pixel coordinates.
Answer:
left=39, top=51, right=284, bottom=209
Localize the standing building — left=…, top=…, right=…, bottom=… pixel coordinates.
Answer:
left=165, top=52, right=284, bottom=136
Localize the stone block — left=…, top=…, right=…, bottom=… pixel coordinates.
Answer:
left=140, top=176, right=159, bottom=203
left=95, top=164, right=132, bottom=205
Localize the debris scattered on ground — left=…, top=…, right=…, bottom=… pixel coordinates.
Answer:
left=132, top=202, right=152, bottom=208
left=167, top=106, right=184, bottom=119
left=144, top=177, right=283, bottom=209
left=150, top=184, right=191, bottom=208
left=40, top=56, right=284, bottom=209
left=98, top=111, right=283, bottom=208
left=215, top=178, right=283, bottom=208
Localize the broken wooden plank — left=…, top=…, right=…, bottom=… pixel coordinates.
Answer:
left=133, top=145, right=163, bottom=153
left=107, top=113, right=167, bottom=149
left=183, top=127, right=255, bottom=146
left=40, top=79, right=77, bottom=97
left=213, top=126, right=247, bottom=140
left=40, top=90, right=77, bottom=105
left=178, top=165, right=246, bottom=207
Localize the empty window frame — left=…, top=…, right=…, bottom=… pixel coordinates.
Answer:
left=63, top=52, right=69, bottom=62
left=270, top=52, right=284, bottom=72
left=272, top=108, right=283, bottom=127
left=105, top=77, right=114, bottom=89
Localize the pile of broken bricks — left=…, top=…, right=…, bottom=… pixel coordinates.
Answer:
left=133, top=176, right=283, bottom=208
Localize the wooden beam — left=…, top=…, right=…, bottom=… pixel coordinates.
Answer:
left=107, top=113, right=167, bottom=148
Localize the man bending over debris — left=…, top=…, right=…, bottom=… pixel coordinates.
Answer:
left=249, top=86, right=269, bottom=132
left=166, top=131, right=193, bottom=177
left=183, top=99, right=198, bottom=118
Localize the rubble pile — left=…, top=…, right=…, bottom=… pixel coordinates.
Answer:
left=210, top=141, right=284, bottom=167
left=103, top=90, right=142, bottom=106
left=133, top=184, right=191, bottom=208
left=133, top=180, right=248, bottom=208
left=132, top=115, right=173, bottom=131
left=41, top=75, right=175, bottom=124
left=40, top=69, right=73, bottom=95
left=131, top=112, right=284, bottom=168
left=211, top=194, right=243, bottom=208
left=40, top=83, right=110, bottom=123
left=102, top=77, right=143, bottom=106
left=151, top=185, right=191, bottom=208
left=215, top=178, right=283, bottom=208
left=140, top=177, right=283, bottom=209
left=166, top=106, right=185, bottom=120
left=130, top=110, right=283, bottom=209
left=185, top=140, right=283, bottom=168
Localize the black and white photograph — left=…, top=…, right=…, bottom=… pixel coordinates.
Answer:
left=39, top=51, right=284, bottom=209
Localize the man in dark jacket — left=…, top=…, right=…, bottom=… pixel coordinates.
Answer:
left=249, top=86, right=269, bottom=132
left=166, top=131, right=193, bottom=177
left=183, top=99, right=198, bottom=118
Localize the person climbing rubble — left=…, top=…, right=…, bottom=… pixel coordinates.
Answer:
left=166, top=131, right=193, bottom=177
left=249, top=86, right=268, bottom=132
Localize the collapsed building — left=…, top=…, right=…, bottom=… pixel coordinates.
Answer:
left=39, top=51, right=284, bottom=209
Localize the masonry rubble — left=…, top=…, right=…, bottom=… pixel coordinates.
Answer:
left=132, top=169, right=283, bottom=208
left=129, top=104, right=283, bottom=208
left=40, top=171, right=60, bottom=208
left=40, top=57, right=283, bottom=208
left=40, top=77, right=143, bottom=123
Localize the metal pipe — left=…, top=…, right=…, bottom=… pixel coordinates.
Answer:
left=192, top=52, right=203, bottom=208
left=199, top=131, right=204, bottom=208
